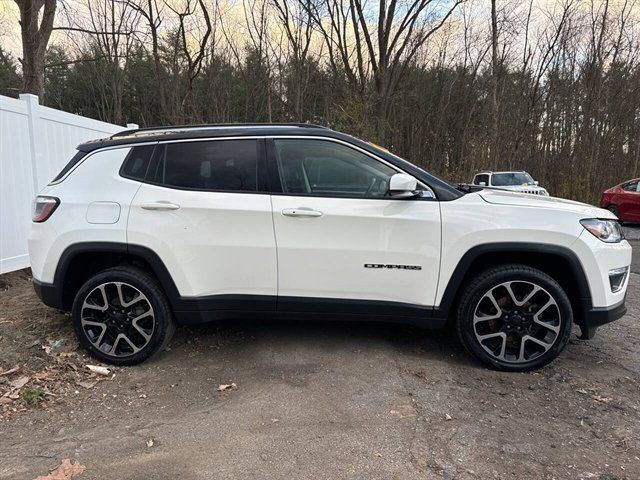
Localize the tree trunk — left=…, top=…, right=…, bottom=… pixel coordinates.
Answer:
left=15, top=0, right=56, bottom=98
left=490, top=0, right=499, bottom=169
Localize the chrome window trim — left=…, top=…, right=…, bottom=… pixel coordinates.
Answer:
left=48, top=141, right=158, bottom=185
left=56, top=134, right=436, bottom=199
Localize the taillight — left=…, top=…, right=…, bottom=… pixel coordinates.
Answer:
left=32, top=196, right=60, bottom=222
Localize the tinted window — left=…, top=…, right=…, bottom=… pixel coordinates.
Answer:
left=474, top=174, right=489, bottom=185
left=273, top=139, right=396, bottom=197
left=623, top=181, right=639, bottom=192
left=151, top=140, right=258, bottom=191
left=121, top=145, right=155, bottom=181
left=491, top=172, right=535, bottom=186
left=50, top=150, right=87, bottom=183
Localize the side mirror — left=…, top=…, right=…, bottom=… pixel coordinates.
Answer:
left=534, top=180, right=539, bottom=186
left=479, top=181, right=487, bottom=186
left=389, top=173, right=418, bottom=198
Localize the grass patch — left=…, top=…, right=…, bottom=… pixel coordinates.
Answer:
left=20, top=388, right=46, bottom=405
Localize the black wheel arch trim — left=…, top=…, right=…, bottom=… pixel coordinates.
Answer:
left=433, top=242, right=594, bottom=323
left=38, top=240, right=613, bottom=338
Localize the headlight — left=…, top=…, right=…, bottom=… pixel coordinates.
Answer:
left=580, top=219, right=624, bottom=243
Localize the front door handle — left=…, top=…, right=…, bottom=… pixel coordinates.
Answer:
left=141, top=202, right=181, bottom=211
left=281, top=208, right=323, bottom=218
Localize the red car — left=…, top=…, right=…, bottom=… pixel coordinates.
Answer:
left=600, top=178, right=640, bottom=223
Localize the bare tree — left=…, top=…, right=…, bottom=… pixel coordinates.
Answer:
left=14, top=0, right=56, bottom=96
left=167, top=0, right=212, bottom=121
left=271, top=0, right=315, bottom=121
left=303, top=0, right=463, bottom=139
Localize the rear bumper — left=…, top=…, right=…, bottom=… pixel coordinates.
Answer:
left=578, top=297, right=627, bottom=340
left=32, top=278, right=65, bottom=310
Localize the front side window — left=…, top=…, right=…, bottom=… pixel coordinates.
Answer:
left=491, top=172, right=535, bottom=187
left=150, top=139, right=258, bottom=191
left=273, top=139, right=397, bottom=197
left=623, top=181, right=639, bottom=192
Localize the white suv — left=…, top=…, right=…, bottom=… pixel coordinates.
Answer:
left=29, top=124, right=631, bottom=371
left=472, top=171, right=549, bottom=196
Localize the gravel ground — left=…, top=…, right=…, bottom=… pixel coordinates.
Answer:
left=0, top=243, right=638, bottom=480
left=623, top=225, right=640, bottom=241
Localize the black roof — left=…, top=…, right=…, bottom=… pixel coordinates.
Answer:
left=78, top=123, right=331, bottom=152
left=77, top=123, right=462, bottom=201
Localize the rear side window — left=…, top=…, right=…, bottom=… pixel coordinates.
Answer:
left=120, top=145, right=155, bottom=181
left=50, top=151, right=87, bottom=184
left=150, top=140, right=258, bottom=191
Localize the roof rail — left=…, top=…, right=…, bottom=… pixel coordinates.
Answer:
left=111, top=122, right=328, bottom=138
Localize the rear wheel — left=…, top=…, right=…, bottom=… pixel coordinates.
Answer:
left=72, top=266, right=175, bottom=365
left=606, top=205, right=623, bottom=224
left=455, top=265, right=572, bottom=372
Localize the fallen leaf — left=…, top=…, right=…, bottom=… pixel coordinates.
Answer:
left=217, top=383, right=237, bottom=392
left=86, top=365, right=110, bottom=376
left=0, top=366, right=19, bottom=376
left=10, top=376, right=30, bottom=390
left=592, top=395, right=613, bottom=404
left=34, top=458, right=86, bottom=480
left=146, top=439, right=154, bottom=448
left=445, top=413, right=453, bottom=421
left=76, top=381, right=96, bottom=390
left=373, top=451, right=383, bottom=457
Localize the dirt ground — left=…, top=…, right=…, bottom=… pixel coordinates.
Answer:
left=1, top=241, right=638, bottom=480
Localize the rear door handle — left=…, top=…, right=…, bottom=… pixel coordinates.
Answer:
left=141, top=202, right=180, bottom=211
left=281, top=208, right=323, bottom=218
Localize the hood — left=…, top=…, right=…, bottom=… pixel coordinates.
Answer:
left=478, top=189, right=615, bottom=219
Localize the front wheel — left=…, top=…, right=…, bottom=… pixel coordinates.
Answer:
left=72, top=266, right=175, bottom=366
left=455, top=265, right=572, bottom=372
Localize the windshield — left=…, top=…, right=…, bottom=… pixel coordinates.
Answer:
left=491, top=172, right=535, bottom=186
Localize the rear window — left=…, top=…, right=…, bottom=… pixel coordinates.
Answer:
left=50, top=151, right=87, bottom=184
left=120, top=145, right=155, bottom=181
left=149, top=140, right=258, bottom=191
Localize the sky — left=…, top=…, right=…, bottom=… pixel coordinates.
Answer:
left=1, top=0, right=638, bottom=70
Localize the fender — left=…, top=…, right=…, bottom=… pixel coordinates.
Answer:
left=433, top=242, right=593, bottom=319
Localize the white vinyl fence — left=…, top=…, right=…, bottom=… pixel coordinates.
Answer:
left=0, top=94, right=137, bottom=274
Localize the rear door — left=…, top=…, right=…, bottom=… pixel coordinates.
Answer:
left=128, top=138, right=277, bottom=310
left=268, top=137, right=441, bottom=313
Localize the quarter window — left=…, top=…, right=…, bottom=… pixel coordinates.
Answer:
left=150, top=140, right=258, bottom=191
left=273, top=139, right=397, bottom=197
left=121, top=145, right=155, bottom=181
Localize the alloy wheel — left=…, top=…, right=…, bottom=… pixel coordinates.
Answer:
left=80, top=281, right=155, bottom=357
left=473, top=280, right=561, bottom=364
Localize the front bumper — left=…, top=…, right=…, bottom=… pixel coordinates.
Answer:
left=577, top=296, right=627, bottom=339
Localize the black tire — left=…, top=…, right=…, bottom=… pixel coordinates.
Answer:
left=455, top=264, right=572, bottom=372
left=72, top=266, right=175, bottom=366
left=606, top=205, right=623, bottom=224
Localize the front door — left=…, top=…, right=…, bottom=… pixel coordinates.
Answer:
left=268, top=138, right=441, bottom=313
